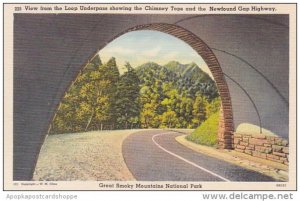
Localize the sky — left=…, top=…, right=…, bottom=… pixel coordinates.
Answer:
left=98, top=30, right=212, bottom=78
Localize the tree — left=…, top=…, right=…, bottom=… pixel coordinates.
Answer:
left=206, top=97, right=221, bottom=118
left=104, top=57, right=120, bottom=129
left=51, top=56, right=121, bottom=132
left=179, top=96, right=194, bottom=128
left=115, top=62, right=140, bottom=129
left=84, top=54, right=102, bottom=72
left=140, top=102, right=158, bottom=128
left=79, top=79, right=111, bottom=131
left=192, top=94, right=208, bottom=128
left=49, top=56, right=104, bottom=133
left=139, top=84, right=161, bottom=128
left=160, top=110, right=179, bottom=128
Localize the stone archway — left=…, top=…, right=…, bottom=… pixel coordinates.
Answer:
left=13, top=17, right=240, bottom=181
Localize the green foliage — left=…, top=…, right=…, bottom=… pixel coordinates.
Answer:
left=164, top=61, right=219, bottom=101
left=50, top=56, right=120, bottom=133
left=206, top=97, right=221, bottom=117
left=50, top=58, right=221, bottom=134
left=115, top=62, right=141, bottom=129
left=160, top=110, right=179, bottom=128
left=191, top=94, right=208, bottom=127
left=186, top=111, right=220, bottom=146
left=136, top=61, right=220, bottom=129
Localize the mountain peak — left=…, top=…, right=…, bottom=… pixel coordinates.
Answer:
left=135, top=61, right=162, bottom=72
left=164, top=61, right=186, bottom=75
left=140, top=61, right=160, bottom=67
left=165, top=60, right=181, bottom=66
left=187, top=62, right=198, bottom=67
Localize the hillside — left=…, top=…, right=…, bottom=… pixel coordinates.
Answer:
left=136, top=61, right=218, bottom=101
left=164, top=61, right=211, bottom=83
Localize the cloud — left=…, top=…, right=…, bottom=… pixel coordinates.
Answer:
left=141, top=47, right=161, bottom=58
left=100, top=46, right=136, bottom=55
left=162, top=51, right=179, bottom=61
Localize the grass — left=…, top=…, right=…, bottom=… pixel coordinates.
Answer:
left=186, top=111, right=219, bottom=146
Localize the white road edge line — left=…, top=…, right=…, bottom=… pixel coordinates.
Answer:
left=152, top=132, right=231, bottom=182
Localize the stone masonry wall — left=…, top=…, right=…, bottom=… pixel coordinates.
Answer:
left=234, top=133, right=289, bottom=165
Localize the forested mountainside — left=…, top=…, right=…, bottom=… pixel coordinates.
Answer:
left=49, top=55, right=220, bottom=134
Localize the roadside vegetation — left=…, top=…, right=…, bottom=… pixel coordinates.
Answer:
left=186, top=111, right=220, bottom=147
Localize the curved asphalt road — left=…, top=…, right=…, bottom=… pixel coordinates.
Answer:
left=122, top=130, right=276, bottom=182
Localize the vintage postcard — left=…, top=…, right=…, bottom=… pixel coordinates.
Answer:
left=3, top=3, right=296, bottom=190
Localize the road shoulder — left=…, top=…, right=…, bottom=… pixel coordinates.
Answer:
left=175, top=135, right=288, bottom=181
left=33, top=130, right=141, bottom=181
